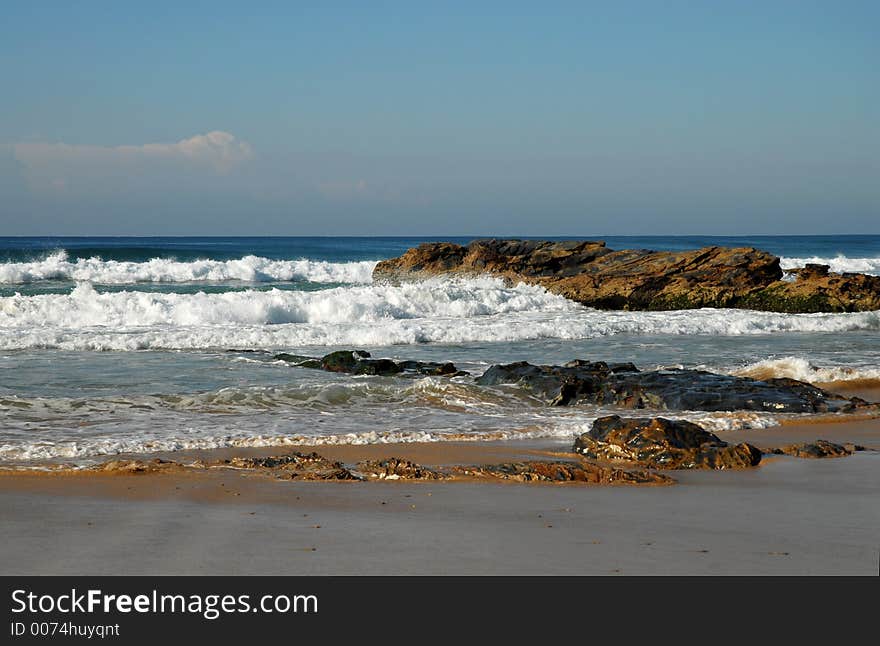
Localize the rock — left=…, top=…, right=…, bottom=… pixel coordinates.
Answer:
left=454, top=460, right=673, bottom=485
left=787, top=264, right=830, bottom=279
left=273, top=353, right=323, bottom=369
left=90, top=458, right=179, bottom=474
left=373, top=239, right=880, bottom=313
left=770, top=440, right=855, bottom=459
left=737, top=271, right=880, bottom=313
left=573, top=415, right=763, bottom=470
left=320, top=350, right=397, bottom=375
left=226, top=452, right=359, bottom=480
left=476, top=360, right=863, bottom=413
left=397, top=360, right=460, bottom=376
left=273, top=350, right=466, bottom=377
left=356, top=457, right=447, bottom=480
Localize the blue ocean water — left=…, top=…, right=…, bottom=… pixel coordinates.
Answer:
left=0, top=235, right=878, bottom=463
left=2, top=234, right=880, bottom=264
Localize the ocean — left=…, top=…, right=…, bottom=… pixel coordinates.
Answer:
left=1, top=235, right=879, bottom=464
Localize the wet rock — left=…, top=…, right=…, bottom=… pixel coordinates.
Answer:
left=226, top=452, right=359, bottom=480
left=356, top=457, right=447, bottom=480
left=397, top=360, right=461, bottom=376
left=320, top=350, right=399, bottom=375
left=273, top=350, right=466, bottom=377
left=90, top=458, right=179, bottom=474
left=574, top=415, right=763, bottom=470
left=273, top=353, right=323, bottom=369
left=770, top=440, right=856, bottom=459
left=787, top=264, right=830, bottom=279
left=476, top=360, right=862, bottom=413
left=454, top=460, right=674, bottom=485
left=739, top=269, right=880, bottom=313
left=374, top=239, right=880, bottom=313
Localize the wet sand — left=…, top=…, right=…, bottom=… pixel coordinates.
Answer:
left=1, top=417, right=879, bottom=575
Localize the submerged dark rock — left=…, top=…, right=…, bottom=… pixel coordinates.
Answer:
left=274, top=350, right=466, bottom=377
left=454, top=460, right=674, bottom=484
left=373, top=239, right=880, bottom=313
left=476, top=360, right=864, bottom=413
left=574, top=415, right=763, bottom=470
left=769, top=440, right=859, bottom=459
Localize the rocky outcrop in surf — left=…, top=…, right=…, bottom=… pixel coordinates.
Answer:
left=373, top=239, right=880, bottom=313
left=274, top=350, right=465, bottom=377
left=271, top=350, right=871, bottom=414
left=476, top=360, right=867, bottom=413
left=573, top=416, right=763, bottom=470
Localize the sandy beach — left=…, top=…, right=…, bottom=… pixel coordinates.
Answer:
left=2, top=416, right=878, bottom=576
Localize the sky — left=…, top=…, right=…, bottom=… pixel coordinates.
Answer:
left=0, top=1, right=878, bottom=236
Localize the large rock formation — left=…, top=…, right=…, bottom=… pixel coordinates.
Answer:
left=573, top=416, right=763, bottom=470
left=476, top=360, right=865, bottom=413
left=373, top=239, right=880, bottom=312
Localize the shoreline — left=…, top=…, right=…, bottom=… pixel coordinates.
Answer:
left=2, top=456, right=877, bottom=576
left=1, top=416, right=878, bottom=575
left=2, top=412, right=879, bottom=475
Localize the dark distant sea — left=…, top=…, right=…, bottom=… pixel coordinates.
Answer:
left=1, top=235, right=878, bottom=463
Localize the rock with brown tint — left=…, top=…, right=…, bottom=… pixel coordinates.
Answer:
left=770, top=440, right=855, bottom=459
left=373, top=239, right=880, bottom=312
left=738, top=271, right=880, bottom=313
left=226, top=452, right=359, bottom=480
left=89, top=458, right=180, bottom=474
left=454, top=460, right=674, bottom=485
left=356, top=457, right=447, bottom=480
left=574, top=415, right=763, bottom=470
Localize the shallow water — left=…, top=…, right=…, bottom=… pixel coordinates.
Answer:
left=1, top=235, right=878, bottom=463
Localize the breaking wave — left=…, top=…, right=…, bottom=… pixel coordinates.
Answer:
left=0, top=250, right=377, bottom=285
left=1, top=279, right=878, bottom=350
left=780, top=255, right=880, bottom=276
left=733, top=356, right=880, bottom=385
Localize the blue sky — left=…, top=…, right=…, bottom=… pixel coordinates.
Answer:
left=1, top=1, right=877, bottom=235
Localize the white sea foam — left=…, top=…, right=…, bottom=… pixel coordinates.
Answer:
left=0, top=250, right=376, bottom=284
left=0, top=401, right=781, bottom=462
left=780, top=255, right=880, bottom=275
left=1, top=279, right=878, bottom=350
left=733, top=356, right=880, bottom=385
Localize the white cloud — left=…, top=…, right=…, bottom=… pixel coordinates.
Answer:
left=137, top=131, right=254, bottom=171
left=13, top=131, right=254, bottom=193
